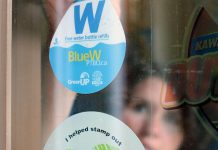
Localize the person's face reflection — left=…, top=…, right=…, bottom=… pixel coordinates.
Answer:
left=123, top=77, right=183, bottom=150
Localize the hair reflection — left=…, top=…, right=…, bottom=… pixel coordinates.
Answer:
left=122, top=63, right=212, bottom=150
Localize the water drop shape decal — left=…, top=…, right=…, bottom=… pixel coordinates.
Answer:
left=49, top=0, right=126, bottom=94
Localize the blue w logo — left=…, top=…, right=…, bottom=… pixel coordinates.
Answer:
left=74, top=0, right=105, bottom=34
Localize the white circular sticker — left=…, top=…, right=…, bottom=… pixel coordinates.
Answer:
left=49, top=0, right=126, bottom=94
left=44, top=112, right=145, bottom=150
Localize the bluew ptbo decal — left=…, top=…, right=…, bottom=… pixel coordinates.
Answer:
left=49, top=0, right=126, bottom=94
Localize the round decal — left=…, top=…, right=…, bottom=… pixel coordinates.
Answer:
left=44, top=112, right=145, bottom=150
left=161, top=3, right=218, bottom=140
left=49, top=0, right=126, bottom=94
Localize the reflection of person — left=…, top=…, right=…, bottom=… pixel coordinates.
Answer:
left=122, top=64, right=183, bottom=149
left=42, top=0, right=214, bottom=149
left=122, top=63, right=212, bottom=150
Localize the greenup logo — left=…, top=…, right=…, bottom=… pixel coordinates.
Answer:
left=93, top=144, right=119, bottom=150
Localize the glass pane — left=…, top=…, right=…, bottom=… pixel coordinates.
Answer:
left=11, top=0, right=218, bottom=149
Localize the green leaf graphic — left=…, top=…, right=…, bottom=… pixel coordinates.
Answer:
left=93, top=144, right=119, bottom=150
